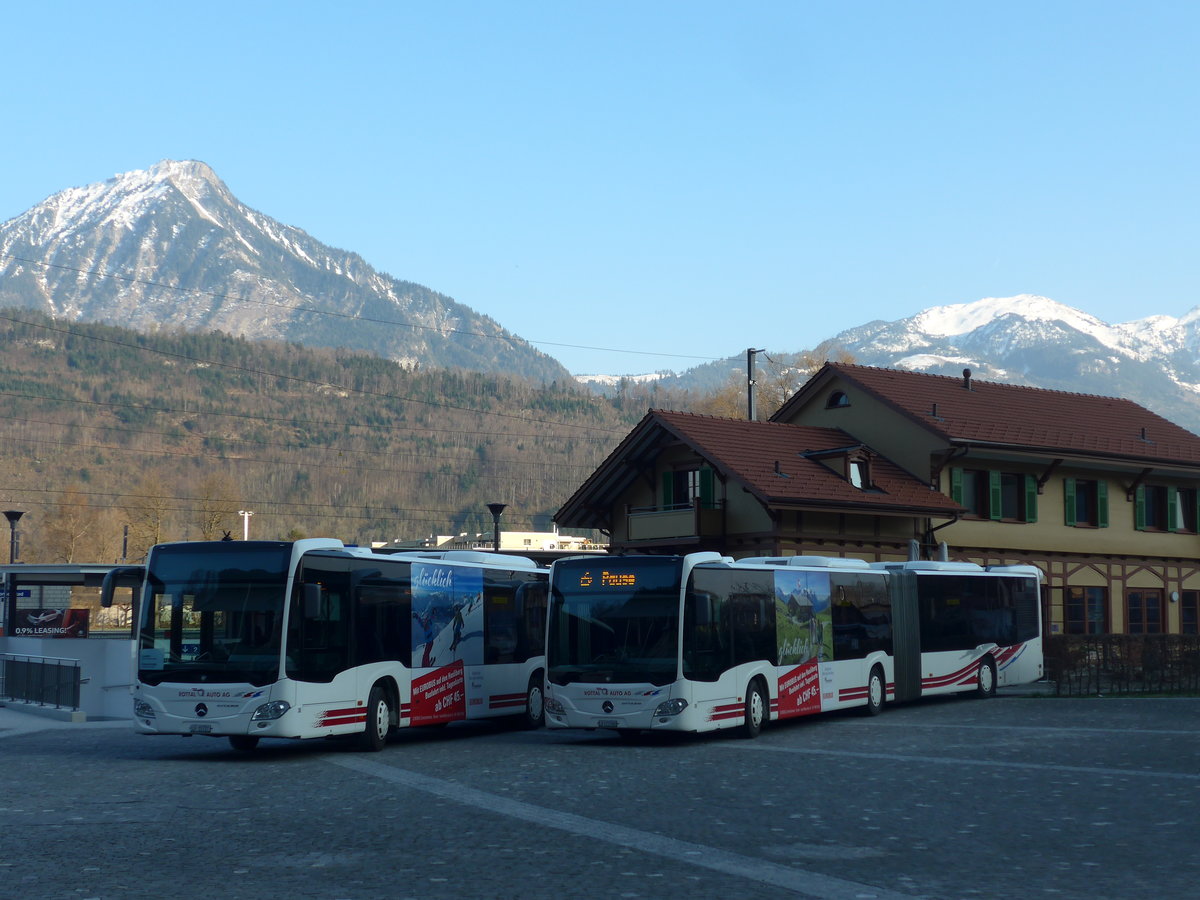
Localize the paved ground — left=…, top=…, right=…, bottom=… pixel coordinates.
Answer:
left=1, top=689, right=1196, bottom=900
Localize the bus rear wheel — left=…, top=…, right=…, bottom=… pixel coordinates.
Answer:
left=976, top=657, right=997, bottom=699
left=358, top=683, right=391, bottom=751
left=863, top=665, right=885, bottom=716
left=742, top=680, right=767, bottom=739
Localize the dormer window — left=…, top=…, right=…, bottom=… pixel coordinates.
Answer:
left=849, top=458, right=869, bottom=488
left=826, top=390, right=850, bottom=409
left=801, top=445, right=875, bottom=491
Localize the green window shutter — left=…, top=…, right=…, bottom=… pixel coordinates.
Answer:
left=699, top=468, right=714, bottom=508
left=950, top=467, right=963, bottom=504
left=989, top=470, right=1002, bottom=521
left=661, top=471, right=674, bottom=508
left=1097, top=480, right=1109, bottom=528
left=1168, top=486, right=1179, bottom=533
left=1064, top=478, right=1077, bottom=526
left=1024, top=473, right=1038, bottom=523
left=1135, top=485, right=1146, bottom=531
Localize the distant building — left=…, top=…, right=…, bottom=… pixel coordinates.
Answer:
left=376, top=529, right=605, bottom=565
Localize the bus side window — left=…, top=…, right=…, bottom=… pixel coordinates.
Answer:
left=517, top=581, right=548, bottom=662
left=683, top=588, right=726, bottom=682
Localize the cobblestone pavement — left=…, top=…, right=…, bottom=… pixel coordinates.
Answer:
left=1, top=693, right=1197, bottom=899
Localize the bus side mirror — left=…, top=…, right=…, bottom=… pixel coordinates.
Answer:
left=303, top=582, right=322, bottom=618
left=101, top=566, right=145, bottom=608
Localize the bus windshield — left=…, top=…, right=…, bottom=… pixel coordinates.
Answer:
left=548, top=557, right=683, bottom=686
left=136, top=542, right=294, bottom=687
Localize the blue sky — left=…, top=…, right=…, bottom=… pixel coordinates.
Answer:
left=3, top=1, right=1197, bottom=375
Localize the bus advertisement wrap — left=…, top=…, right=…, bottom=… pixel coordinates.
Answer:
left=411, top=661, right=466, bottom=725
left=775, top=569, right=832, bottom=666
left=411, top=563, right=484, bottom=668
left=776, top=660, right=822, bottom=717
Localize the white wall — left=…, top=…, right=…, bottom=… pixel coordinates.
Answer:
left=0, top=636, right=134, bottom=720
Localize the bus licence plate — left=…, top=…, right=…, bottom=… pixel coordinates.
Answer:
left=596, top=719, right=620, bottom=729
left=189, top=723, right=213, bottom=734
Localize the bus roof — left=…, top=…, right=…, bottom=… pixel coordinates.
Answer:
left=378, top=549, right=541, bottom=570
left=737, top=556, right=874, bottom=570
left=872, top=560, right=985, bottom=573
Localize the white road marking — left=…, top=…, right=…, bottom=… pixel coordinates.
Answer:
left=331, top=754, right=916, bottom=899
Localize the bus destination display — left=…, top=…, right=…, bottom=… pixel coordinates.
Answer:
left=577, top=570, right=637, bottom=588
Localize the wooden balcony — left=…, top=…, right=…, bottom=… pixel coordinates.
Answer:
left=626, top=500, right=724, bottom=542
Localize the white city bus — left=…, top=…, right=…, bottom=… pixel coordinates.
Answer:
left=543, top=553, right=1042, bottom=737
left=102, top=539, right=547, bottom=751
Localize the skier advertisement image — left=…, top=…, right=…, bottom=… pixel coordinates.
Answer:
left=410, top=562, right=484, bottom=724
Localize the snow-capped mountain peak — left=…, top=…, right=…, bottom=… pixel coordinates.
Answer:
left=914, top=294, right=1117, bottom=345
left=0, top=159, right=568, bottom=381
left=827, top=293, right=1200, bottom=434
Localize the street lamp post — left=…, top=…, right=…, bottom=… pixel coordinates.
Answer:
left=239, top=510, right=254, bottom=541
left=486, top=503, right=506, bottom=553
left=3, top=510, right=24, bottom=564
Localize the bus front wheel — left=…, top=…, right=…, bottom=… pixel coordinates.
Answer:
left=976, top=657, right=997, bottom=699
left=359, top=683, right=391, bottom=751
left=521, top=672, right=545, bottom=730
left=742, top=680, right=767, bottom=739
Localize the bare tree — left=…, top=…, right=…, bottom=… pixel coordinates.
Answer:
left=36, top=486, right=122, bottom=563
left=125, top=475, right=174, bottom=561
left=196, top=472, right=240, bottom=540
left=691, top=346, right=856, bottom=421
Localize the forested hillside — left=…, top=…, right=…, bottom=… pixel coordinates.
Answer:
left=0, top=309, right=699, bottom=564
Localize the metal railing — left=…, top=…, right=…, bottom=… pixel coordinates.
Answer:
left=0, top=652, right=82, bottom=710
left=1044, top=635, right=1200, bottom=696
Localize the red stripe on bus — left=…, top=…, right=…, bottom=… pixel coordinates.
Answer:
left=489, top=698, right=525, bottom=709
left=708, top=702, right=744, bottom=722
left=709, top=709, right=744, bottom=722
left=318, top=714, right=367, bottom=727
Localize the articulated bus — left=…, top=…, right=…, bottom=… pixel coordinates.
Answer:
left=543, top=553, right=1042, bottom=737
left=101, top=539, right=548, bottom=751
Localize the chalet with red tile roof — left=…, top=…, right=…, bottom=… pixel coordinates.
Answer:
left=773, top=363, right=1200, bottom=636
left=556, top=363, right=1200, bottom=636
left=556, top=408, right=961, bottom=558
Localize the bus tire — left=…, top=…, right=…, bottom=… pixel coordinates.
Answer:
left=359, top=683, right=391, bottom=752
left=863, top=665, right=885, bottom=716
left=976, top=656, right=997, bottom=698
left=228, top=735, right=259, bottom=752
left=742, top=679, right=767, bottom=739
left=522, top=671, right=545, bottom=730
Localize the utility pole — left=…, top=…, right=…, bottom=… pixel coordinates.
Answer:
left=747, top=348, right=765, bottom=421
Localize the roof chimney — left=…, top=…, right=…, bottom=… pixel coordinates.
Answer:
left=962, top=368, right=972, bottom=391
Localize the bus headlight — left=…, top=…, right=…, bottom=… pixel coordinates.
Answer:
left=653, top=698, right=688, bottom=717
left=133, top=698, right=156, bottom=719
left=544, top=696, right=565, bottom=716
left=251, top=700, right=291, bottom=721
